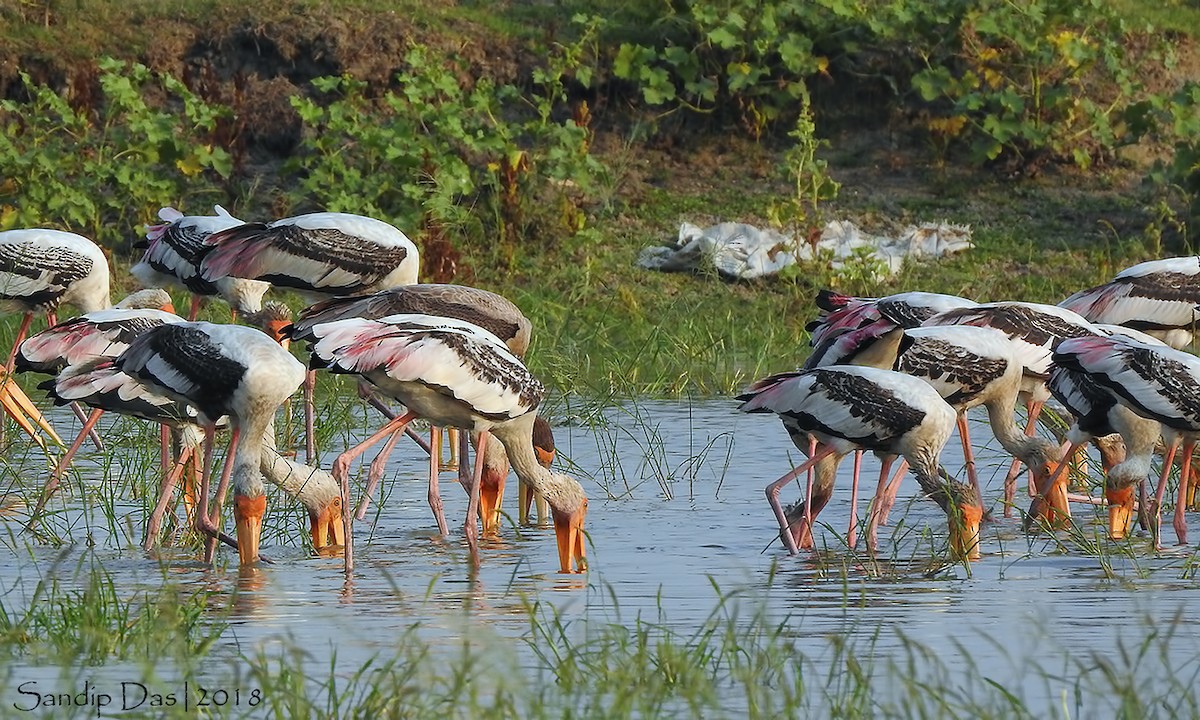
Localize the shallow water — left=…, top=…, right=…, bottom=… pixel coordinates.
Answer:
left=3, top=397, right=1200, bottom=715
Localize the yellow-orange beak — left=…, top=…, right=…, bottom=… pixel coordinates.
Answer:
left=309, top=495, right=345, bottom=552
left=159, top=300, right=177, bottom=314
left=0, top=371, right=63, bottom=450
left=948, top=503, right=983, bottom=561
left=234, top=494, right=266, bottom=566
left=479, top=468, right=506, bottom=536
left=1028, top=460, right=1071, bottom=529
left=1106, top=485, right=1135, bottom=540
left=553, top=502, right=588, bottom=573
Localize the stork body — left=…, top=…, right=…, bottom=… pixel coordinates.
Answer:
left=1060, top=257, right=1200, bottom=349
left=131, top=205, right=269, bottom=320
left=737, top=365, right=981, bottom=560
left=307, top=313, right=587, bottom=574
left=1052, top=335, right=1200, bottom=546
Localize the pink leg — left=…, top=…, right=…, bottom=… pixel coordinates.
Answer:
left=866, top=455, right=897, bottom=551
left=1151, top=438, right=1180, bottom=549
left=201, top=427, right=241, bottom=563
left=337, top=412, right=419, bottom=575
left=5, top=312, right=34, bottom=375
left=957, top=413, right=983, bottom=509
left=355, top=426, right=406, bottom=521
left=304, top=369, right=317, bottom=464
left=67, top=401, right=105, bottom=452
left=847, top=450, right=862, bottom=549
left=427, top=425, right=449, bottom=535
left=187, top=295, right=203, bottom=321
left=766, top=446, right=837, bottom=555
left=878, top=459, right=910, bottom=526
left=1, top=312, right=35, bottom=447
left=465, top=431, right=487, bottom=568
left=144, top=445, right=196, bottom=550
left=27, top=407, right=104, bottom=527
left=1174, top=441, right=1193, bottom=545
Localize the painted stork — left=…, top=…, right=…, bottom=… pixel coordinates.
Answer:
left=287, top=283, right=555, bottom=528
left=0, top=228, right=113, bottom=448
left=306, top=313, right=588, bottom=574
left=1052, top=334, right=1200, bottom=547
left=736, top=365, right=982, bottom=560
left=808, top=290, right=977, bottom=347
left=199, top=211, right=419, bottom=300
left=1059, top=257, right=1200, bottom=349
left=921, top=301, right=1097, bottom=515
left=115, top=321, right=306, bottom=566
left=131, top=205, right=270, bottom=321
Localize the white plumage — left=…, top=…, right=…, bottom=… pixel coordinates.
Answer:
left=131, top=205, right=269, bottom=318
left=199, top=212, right=420, bottom=300
left=306, top=312, right=587, bottom=575
left=1060, top=257, right=1200, bottom=349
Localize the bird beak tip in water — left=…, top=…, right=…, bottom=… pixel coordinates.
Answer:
left=948, top=503, right=982, bottom=561
left=310, top=496, right=345, bottom=551
left=1105, top=485, right=1135, bottom=541
left=553, top=503, right=588, bottom=574
left=234, top=494, right=267, bottom=566
left=479, top=471, right=506, bottom=537
left=0, top=372, right=64, bottom=449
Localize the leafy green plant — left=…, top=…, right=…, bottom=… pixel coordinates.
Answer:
left=609, top=0, right=844, bottom=136
left=907, top=0, right=1153, bottom=170
left=0, top=58, right=232, bottom=246
left=286, top=42, right=604, bottom=276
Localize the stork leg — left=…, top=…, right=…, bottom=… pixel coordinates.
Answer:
left=201, top=428, right=241, bottom=564
left=303, top=369, right=317, bottom=464
left=1137, top=478, right=1151, bottom=531
left=1150, top=438, right=1180, bottom=549
left=464, top=431, right=488, bottom=568
left=866, top=455, right=897, bottom=552
left=956, top=413, right=983, bottom=509
left=847, top=450, right=862, bottom=549
left=67, top=402, right=104, bottom=452
left=335, top=412, right=420, bottom=575
left=143, top=445, right=196, bottom=550
left=4, top=312, right=35, bottom=376
left=1026, top=440, right=1080, bottom=529
left=27, top=407, right=104, bottom=528
left=186, top=295, right=203, bottom=321
left=427, top=425, right=450, bottom=535
left=355, top=426, right=407, bottom=521
left=766, top=446, right=838, bottom=555
left=877, top=459, right=910, bottom=526
left=1174, top=441, right=1194, bottom=545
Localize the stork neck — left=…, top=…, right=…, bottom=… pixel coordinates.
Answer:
left=985, top=400, right=1049, bottom=465
left=231, top=411, right=272, bottom=498
left=490, top=414, right=551, bottom=493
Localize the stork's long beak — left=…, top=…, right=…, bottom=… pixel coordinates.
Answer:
left=1106, top=485, right=1135, bottom=540
left=553, top=503, right=588, bottom=573
left=159, top=299, right=176, bottom=314
left=479, top=468, right=506, bottom=537
left=0, top=372, right=63, bottom=450
left=234, top=494, right=266, bottom=566
left=1027, top=459, right=1071, bottom=529
left=309, top=495, right=345, bottom=552
left=948, top=503, right=983, bottom=561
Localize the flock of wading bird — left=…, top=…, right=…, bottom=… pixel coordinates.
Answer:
left=0, top=207, right=584, bottom=576
left=2, top=206, right=1199, bottom=571
left=741, top=263, right=1200, bottom=560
